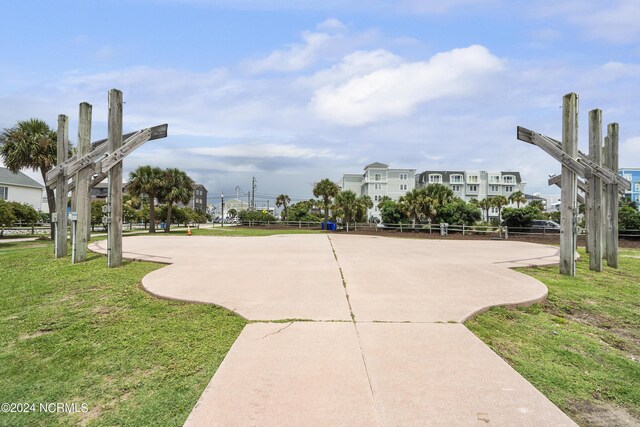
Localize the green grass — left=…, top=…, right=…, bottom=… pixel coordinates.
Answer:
left=466, top=248, right=640, bottom=426
left=0, top=240, right=246, bottom=426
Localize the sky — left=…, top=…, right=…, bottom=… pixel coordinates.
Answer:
left=1, top=0, right=639, bottom=208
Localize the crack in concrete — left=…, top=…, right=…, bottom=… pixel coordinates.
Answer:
left=254, top=322, right=294, bottom=341
left=327, top=235, right=384, bottom=426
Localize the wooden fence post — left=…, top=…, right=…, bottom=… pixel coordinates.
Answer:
left=74, top=102, right=92, bottom=263
left=108, top=89, right=123, bottom=267
left=602, top=136, right=609, bottom=259
left=606, top=123, right=619, bottom=268
left=587, top=109, right=603, bottom=271
left=55, top=115, right=69, bottom=258
left=560, top=93, right=578, bottom=276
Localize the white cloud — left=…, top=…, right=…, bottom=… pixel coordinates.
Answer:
left=309, top=45, right=504, bottom=126
left=187, top=143, right=333, bottom=159
left=534, top=0, right=640, bottom=44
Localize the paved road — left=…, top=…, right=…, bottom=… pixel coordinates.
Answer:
left=90, top=234, right=576, bottom=426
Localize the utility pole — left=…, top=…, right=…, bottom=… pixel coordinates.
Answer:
left=251, top=176, right=256, bottom=210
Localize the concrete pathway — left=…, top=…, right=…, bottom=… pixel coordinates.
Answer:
left=89, top=234, right=576, bottom=426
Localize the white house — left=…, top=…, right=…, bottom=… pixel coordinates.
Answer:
left=0, top=167, right=44, bottom=211
left=340, top=162, right=416, bottom=220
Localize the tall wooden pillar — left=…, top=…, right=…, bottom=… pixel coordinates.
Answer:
left=606, top=123, right=619, bottom=268
left=55, top=115, right=69, bottom=258
left=560, top=93, right=578, bottom=276
left=74, top=103, right=92, bottom=263
left=587, top=109, right=603, bottom=271
left=108, top=89, right=123, bottom=267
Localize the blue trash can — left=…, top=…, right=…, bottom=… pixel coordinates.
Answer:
left=328, top=222, right=336, bottom=231
left=321, top=222, right=326, bottom=230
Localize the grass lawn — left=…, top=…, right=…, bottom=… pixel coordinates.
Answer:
left=0, top=240, right=246, bottom=426
left=466, top=248, right=640, bottom=426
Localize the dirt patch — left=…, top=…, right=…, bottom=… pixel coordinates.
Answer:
left=78, top=405, right=103, bottom=426
left=569, top=400, right=640, bottom=427
left=19, top=329, right=53, bottom=340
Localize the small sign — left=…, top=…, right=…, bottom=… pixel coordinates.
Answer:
left=51, top=213, right=58, bottom=222
left=68, top=212, right=78, bottom=221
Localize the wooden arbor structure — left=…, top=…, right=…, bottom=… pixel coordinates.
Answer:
left=47, top=89, right=167, bottom=267
left=517, top=93, right=630, bottom=276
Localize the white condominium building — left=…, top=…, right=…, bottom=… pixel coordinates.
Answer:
left=340, top=162, right=416, bottom=220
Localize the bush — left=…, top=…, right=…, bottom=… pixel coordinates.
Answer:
left=237, top=210, right=277, bottom=222
left=7, top=201, right=39, bottom=225
left=619, top=205, right=640, bottom=230
left=501, top=206, right=542, bottom=228
left=379, top=199, right=408, bottom=224
left=434, top=199, right=481, bottom=226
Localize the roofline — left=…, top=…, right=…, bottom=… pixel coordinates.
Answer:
left=0, top=181, right=44, bottom=189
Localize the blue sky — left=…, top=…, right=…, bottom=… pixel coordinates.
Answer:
left=1, top=0, right=639, bottom=207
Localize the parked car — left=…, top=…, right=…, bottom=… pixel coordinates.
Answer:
left=531, top=219, right=561, bottom=233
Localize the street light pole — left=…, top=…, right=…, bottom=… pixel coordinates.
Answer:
left=221, top=192, right=224, bottom=228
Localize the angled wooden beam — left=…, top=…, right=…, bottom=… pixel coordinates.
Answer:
left=46, top=123, right=168, bottom=185
left=518, top=126, right=630, bottom=190
left=548, top=174, right=586, bottom=204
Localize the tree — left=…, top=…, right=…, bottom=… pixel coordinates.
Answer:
left=476, top=198, right=491, bottom=222
left=490, top=195, right=509, bottom=222
left=619, top=205, right=640, bottom=231
left=398, top=188, right=434, bottom=227
left=425, top=184, right=454, bottom=209
left=435, top=199, right=481, bottom=226
left=528, top=199, right=546, bottom=211
left=312, top=179, right=339, bottom=225
left=0, top=200, right=16, bottom=237
left=355, top=195, right=373, bottom=223
left=91, top=200, right=106, bottom=231
left=501, top=206, right=541, bottom=229
left=156, top=168, right=195, bottom=233
left=9, top=202, right=40, bottom=225
left=378, top=198, right=408, bottom=224
left=333, top=190, right=359, bottom=232
left=1, top=119, right=59, bottom=238
left=276, top=194, right=291, bottom=220
left=237, top=210, right=277, bottom=222
left=377, top=195, right=392, bottom=210
left=128, top=165, right=164, bottom=233
left=508, top=191, right=527, bottom=208
left=228, top=208, right=238, bottom=218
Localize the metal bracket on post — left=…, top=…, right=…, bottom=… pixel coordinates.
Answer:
left=69, top=212, right=78, bottom=264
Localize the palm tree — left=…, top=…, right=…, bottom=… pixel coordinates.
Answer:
left=313, top=179, right=339, bottom=226
left=425, top=184, right=454, bottom=209
left=399, top=188, right=431, bottom=228
left=355, top=195, right=373, bottom=223
left=157, top=168, right=195, bottom=233
left=508, top=191, right=526, bottom=208
left=275, top=194, right=291, bottom=221
left=490, top=195, right=509, bottom=222
left=333, top=190, right=359, bottom=231
left=1, top=119, right=58, bottom=238
left=128, top=165, right=164, bottom=233
left=477, top=198, right=491, bottom=222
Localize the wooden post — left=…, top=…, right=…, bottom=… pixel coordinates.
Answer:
left=108, top=89, right=123, bottom=267
left=587, top=109, right=603, bottom=271
left=606, top=123, right=619, bottom=268
left=602, top=136, right=609, bottom=259
left=55, top=115, right=69, bottom=258
left=74, top=102, right=92, bottom=263
left=560, top=93, right=578, bottom=276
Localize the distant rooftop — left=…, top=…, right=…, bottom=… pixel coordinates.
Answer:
left=0, top=167, right=43, bottom=189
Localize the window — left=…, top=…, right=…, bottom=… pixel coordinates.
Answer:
left=490, top=207, right=499, bottom=214
left=503, top=175, right=515, bottom=184
left=374, top=173, right=381, bottom=181
left=0, top=186, right=7, bottom=200
left=505, top=186, right=514, bottom=193
left=399, top=173, right=408, bottom=180
left=400, top=184, right=408, bottom=191
left=635, top=183, right=640, bottom=192
left=489, top=185, right=499, bottom=192
left=467, top=175, right=479, bottom=184
left=489, top=175, right=500, bottom=184
left=374, top=195, right=381, bottom=202
left=451, top=185, right=461, bottom=192
left=374, top=183, right=382, bottom=190
left=450, top=175, right=463, bottom=183
left=623, top=173, right=632, bottom=181
left=468, top=184, right=478, bottom=192
left=429, top=174, right=442, bottom=183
